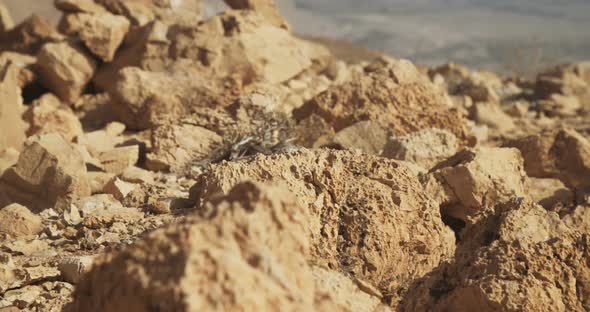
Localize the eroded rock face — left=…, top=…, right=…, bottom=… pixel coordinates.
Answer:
left=190, top=149, right=456, bottom=304
left=0, top=204, right=43, bottom=238
left=294, top=60, right=469, bottom=143
left=504, top=128, right=590, bottom=191
left=66, top=181, right=322, bottom=311
left=400, top=200, right=590, bottom=312
left=0, top=133, right=91, bottom=212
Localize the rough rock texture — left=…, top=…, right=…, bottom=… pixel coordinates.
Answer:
left=36, top=41, right=98, bottom=103
left=469, top=101, right=515, bottom=133
left=66, top=181, right=325, bottom=311
left=400, top=200, right=590, bottom=312
left=59, top=12, right=130, bottom=62
left=0, top=134, right=91, bottom=213
left=294, top=60, right=469, bottom=142
left=0, top=64, right=26, bottom=151
left=190, top=149, right=456, bottom=305
left=504, top=128, right=590, bottom=191
left=428, top=147, right=528, bottom=222
left=224, top=0, right=289, bottom=29
left=23, top=93, right=84, bottom=142
left=0, top=15, right=63, bottom=55
left=382, top=129, right=459, bottom=170
left=0, top=204, right=43, bottom=238
left=332, top=121, right=389, bottom=155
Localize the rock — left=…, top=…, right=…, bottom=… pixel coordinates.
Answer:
left=55, top=0, right=108, bottom=14
left=504, top=128, right=590, bottom=191
left=429, top=147, right=528, bottom=222
left=190, top=149, right=455, bottom=305
left=0, top=52, right=37, bottom=88
left=120, top=167, right=154, bottom=184
left=97, top=146, right=139, bottom=175
left=36, top=41, right=98, bottom=103
left=23, top=94, right=84, bottom=142
left=87, top=171, right=115, bottom=194
left=537, top=93, right=581, bottom=117
left=294, top=59, right=469, bottom=142
left=0, top=204, right=43, bottom=238
left=535, top=63, right=590, bottom=105
left=102, top=178, right=136, bottom=201
left=77, top=122, right=126, bottom=154
left=146, top=122, right=223, bottom=172
left=0, top=148, right=19, bottom=174
left=75, top=194, right=143, bottom=229
left=58, top=256, right=94, bottom=284
left=400, top=200, right=590, bottom=312
left=0, top=3, right=14, bottom=32
left=0, top=15, right=63, bottom=55
left=311, top=267, right=391, bottom=312
left=0, top=133, right=91, bottom=213
left=527, top=178, right=574, bottom=210
left=224, top=0, right=289, bottom=29
left=59, top=12, right=130, bottom=62
left=469, top=101, right=515, bottom=133
left=0, top=63, right=26, bottom=151
left=332, top=121, right=389, bottom=155
left=382, top=128, right=459, bottom=169
left=66, top=181, right=319, bottom=311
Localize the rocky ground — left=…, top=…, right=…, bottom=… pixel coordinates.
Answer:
left=0, top=0, right=589, bottom=311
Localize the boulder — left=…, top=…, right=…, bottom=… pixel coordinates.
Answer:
left=382, top=128, right=459, bottom=169
left=59, top=12, right=130, bottom=61
left=0, top=63, right=26, bottom=151
left=0, top=204, right=43, bottom=238
left=36, top=41, right=98, bottom=103
left=23, top=93, right=83, bottom=142
left=0, top=133, right=91, bottom=212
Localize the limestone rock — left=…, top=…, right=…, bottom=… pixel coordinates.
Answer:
left=190, top=149, right=456, bottom=305
left=0, top=148, right=19, bottom=175
left=294, top=59, right=469, bottom=142
left=55, top=0, right=108, bottom=14
left=59, top=12, right=130, bottom=61
left=332, top=121, right=389, bottom=155
left=36, top=41, right=98, bottom=103
left=429, top=147, right=528, bottom=222
left=97, top=146, right=139, bottom=175
left=0, top=64, right=26, bottom=151
left=146, top=122, right=222, bottom=172
left=504, top=128, right=590, bottom=190
left=66, top=181, right=318, bottom=311
left=23, top=94, right=83, bottom=142
left=0, top=133, right=91, bottom=213
left=382, top=128, right=459, bottom=169
left=58, top=256, right=94, bottom=284
left=527, top=178, right=574, bottom=210
left=0, top=3, right=14, bottom=32
left=224, top=0, right=289, bottom=29
left=75, top=194, right=143, bottom=229
left=469, top=101, right=515, bottom=133
left=400, top=201, right=590, bottom=312
left=102, top=177, right=136, bottom=201
left=0, top=204, right=43, bottom=238
left=0, top=15, right=63, bottom=55
left=537, top=94, right=581, bottom=117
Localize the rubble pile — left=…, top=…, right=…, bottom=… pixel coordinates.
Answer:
left=0, top=1, right=588, bottom=311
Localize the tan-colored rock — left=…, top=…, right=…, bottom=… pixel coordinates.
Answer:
left=0, top=3, right=14, bottom=32
left=332, top=121, right=389, bottom=155
left=0, top=52, right=37, bottom=88
left=537, top=93, right=581, bottom=117
left=535, top=63, right=590, bottom=105
left=87, top=171, right=115, bottom=194
left=401, top=201, right=590, bottom=312
left=0, top=15, right=63, bottom=54
left=55, top=0, right=108, bottom=14
left=102, top=177, right=136, bottom=201
left=0, top=133, right=91, bottom=212
left=527, top=178, right=574, bottom=210
left=120, top=166, right=154, bottom=184
left=36, top=41, right=98, bottom=103
left=75, top=194, right=143, bottom=229
left=23, top=94, right=83, bottom=142
left=0, top=204, right=43, bottom=238
left=190, top=149, right=455, bottom=305
left=0, top=148, right=19, bottom=174
left=0, top=63, right=26, bottom=151
left=67, top=181, right=319, bottom=311
left=504, top=128, right=590, bottom=190
left=58, top=256, right=94, bottom=284
left=224, top=0, right=289, bottom=29
left=469, top=101, right=515, bottom=133
left=97, top=145, right=139, bottom=175
left=294, top=59, right=469, bottom=142
left=429, top=147, right=528, bottom=221
left=59, top=12, right=130, bottom=62
left=382, top=128, right=459, bottom=169
left=146, top=122, right=223, bottom=172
